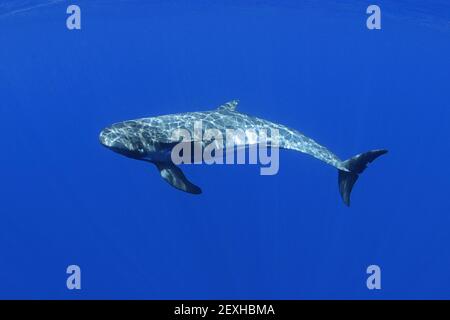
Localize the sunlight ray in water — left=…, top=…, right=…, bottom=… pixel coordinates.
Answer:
left=0, top=0, right=66, bottom=19
left=0, top=0, right=448, bottom=31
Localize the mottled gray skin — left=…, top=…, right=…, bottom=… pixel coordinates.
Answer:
left=99, top=100, right=387, bottom=205
left=100, top=100, right=346, bottom=170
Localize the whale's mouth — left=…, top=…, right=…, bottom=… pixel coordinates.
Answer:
left=99, top=128, right=116, bottom=148
left=99, top=131, right=110, bottom=148
left=99, top=128, right=143, bottom=160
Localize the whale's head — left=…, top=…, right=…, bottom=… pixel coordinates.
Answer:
left=99, top=121, right=146, bottom=160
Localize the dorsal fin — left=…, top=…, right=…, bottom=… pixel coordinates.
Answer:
left=217, top=100, right=239, bottom=111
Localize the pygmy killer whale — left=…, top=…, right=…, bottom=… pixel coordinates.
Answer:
left=99, top=100, right=387, bottom=206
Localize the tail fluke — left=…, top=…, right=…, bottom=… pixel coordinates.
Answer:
left=338, top=149, right=388, bottom=206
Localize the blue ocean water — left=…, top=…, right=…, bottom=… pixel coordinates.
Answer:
left=0, top=0, right=449, bottom=299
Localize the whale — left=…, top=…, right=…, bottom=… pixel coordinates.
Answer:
left=99, top=100, right=387, bottom=206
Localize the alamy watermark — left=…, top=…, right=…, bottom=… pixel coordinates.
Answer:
left=65, top=4, right=381, bottom=31
left=169, top=121, right=280, bottom=175
left=366, top=5, right=381, bottom=30
left=66, top=264, right=81, bottom=290
left=66, top=4, right=81, bottom=30
left=366, top=265, right=381, bottom=290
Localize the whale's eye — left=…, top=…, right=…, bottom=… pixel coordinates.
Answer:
left=134, top=141, right=145, bottom=153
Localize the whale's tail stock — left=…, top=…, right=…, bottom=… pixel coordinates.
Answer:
left=338, top=149, right=388, bottom=206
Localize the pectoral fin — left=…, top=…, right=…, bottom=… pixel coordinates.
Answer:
left=154, top=162, right=202, bottom=194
